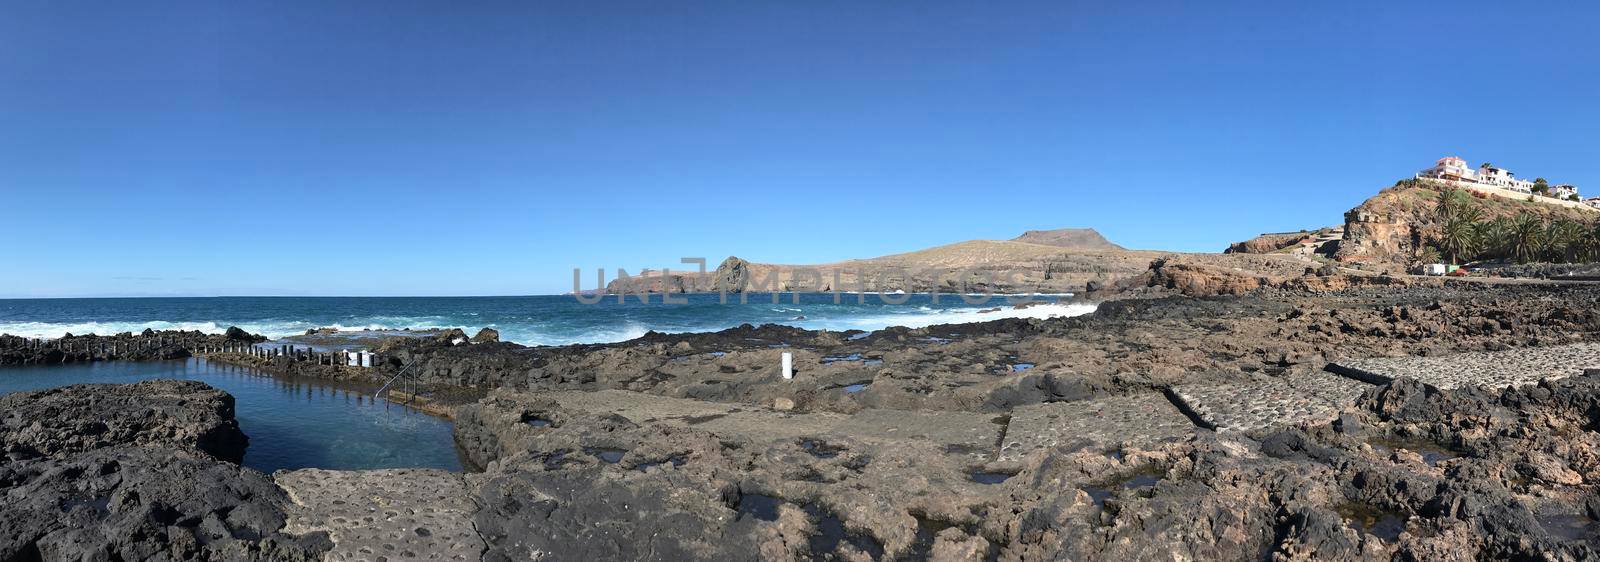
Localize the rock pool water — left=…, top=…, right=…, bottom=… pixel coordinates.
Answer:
left=0, top=358, right=462, bottom=473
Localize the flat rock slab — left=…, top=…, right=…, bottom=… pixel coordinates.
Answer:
left=541, top=390, right=1002, bottom=463
left=995, top=393, right=1195, bottom=469
left=277, top=468, right=483, bottom=562
left=1330, top=342, right=1600, bottom=390
left=824, top=408, right=1003, bottom=463
left=1283, top=369, right=1373, bottom=406
left=1172, top=371, right=1372, bottom=433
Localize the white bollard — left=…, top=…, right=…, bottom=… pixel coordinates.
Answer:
left=781, top=352, right=793, bottom=380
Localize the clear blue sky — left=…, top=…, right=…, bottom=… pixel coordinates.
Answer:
left=1, top=1, right=1594, bottom=297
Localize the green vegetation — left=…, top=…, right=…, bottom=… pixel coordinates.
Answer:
left=1429, top=188, right=1600, bottom=265
left=1435, top=189, right=1481, bottom=264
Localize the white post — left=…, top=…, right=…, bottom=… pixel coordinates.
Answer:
left=781, top=352, right=793, bottom=380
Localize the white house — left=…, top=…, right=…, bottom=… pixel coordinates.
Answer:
left=1585, top=197, right=1600, bottom=210
left=1418, top=157, right=1476, bottom=182
left=1416, top=156, right=1548, bottom=194
left=1551, top=184, right=1580, bottom=200
left=1475, top=164, right=1535, bottom=193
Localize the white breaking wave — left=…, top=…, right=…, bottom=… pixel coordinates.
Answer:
left=501, top=322, right=651, bottom=347
left=0, top=317, right=457, bottom=340
left=0, top=320, right=233, bottom=339
left=799, top=302, right=1097, bottom=332
left=0, top=303, right=1095, bottom=346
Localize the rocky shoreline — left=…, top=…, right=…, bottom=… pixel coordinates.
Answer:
left=6, top=274, right=1600, bottom=559
left=0, top=380, right=329, bottom=561
left=0, top=327, right=266, bottom=366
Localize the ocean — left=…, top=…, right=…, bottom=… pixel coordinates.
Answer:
left=0, top=294, right=1094, bottom=346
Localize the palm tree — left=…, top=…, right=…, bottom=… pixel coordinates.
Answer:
left=1438, top=205, right=1482, bottom=264
left=1547, top=220, right=1590, bottom=263
left=1584, top=222, right=1600, bottom=263
left=1578, top=221, right=1600, bottom=262
left=1472, top=217, right=1512, bottom=261
left=1543, top=221, right=1576, bottom=262
left=1509, top=214, right=1545, bottom=264
left=1432, top=189, right=1482, bottom=264
left=1435, top=188, right=1469, bottom=222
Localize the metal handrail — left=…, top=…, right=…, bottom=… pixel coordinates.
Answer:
left=373, top=359, right=420, bottom=398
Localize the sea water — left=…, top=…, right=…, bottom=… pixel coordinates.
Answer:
left=0, top=294, right=1094, bottom=346
left=0, top=358, right=462, bottom=473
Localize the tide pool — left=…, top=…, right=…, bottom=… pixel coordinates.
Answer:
left=0, top=359, right=462, bottom=473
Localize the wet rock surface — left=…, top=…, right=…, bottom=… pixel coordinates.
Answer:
left=0, top=380, right=329, bottom=561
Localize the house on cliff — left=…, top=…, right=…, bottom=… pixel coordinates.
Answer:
left=1475, top=165, right=1535, bottom=193
left=1418, top=157, right=1475, bottom=182
left=1417, top=157, right=1558, bottom=196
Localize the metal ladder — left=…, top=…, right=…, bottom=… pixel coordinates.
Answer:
left=374, top=359, right=422, bottom=401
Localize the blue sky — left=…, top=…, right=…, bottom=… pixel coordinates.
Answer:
left=1, top=0, right=1594, bottom=297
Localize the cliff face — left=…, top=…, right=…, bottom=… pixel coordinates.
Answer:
left=1084, top=252, right=1390, bottom=298
left=603, top=257, right=752, bottom=294
left=1225, top=232, right=1310, bottom=254
left=1334, top=185, right=1598, bottom=270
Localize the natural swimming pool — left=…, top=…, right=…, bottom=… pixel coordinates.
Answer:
left=0, top=358, right=463, bottom=473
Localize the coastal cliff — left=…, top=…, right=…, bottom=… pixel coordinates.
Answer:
left=1334, top=183, right=1598, bottom=270
left=603, top=229, right=1160, bottom=294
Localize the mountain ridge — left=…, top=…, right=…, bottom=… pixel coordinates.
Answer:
left=605, top=228, right=1156, bottom=294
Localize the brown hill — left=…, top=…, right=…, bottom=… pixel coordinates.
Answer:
left=605, top=232, right=1159, bottom=294
left=1011, top=228, right=1125, bottom=251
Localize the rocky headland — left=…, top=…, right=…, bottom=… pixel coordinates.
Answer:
left=601, top=228, right=1163, bottom=295
left=1234, top=182, right=1600, bottom=273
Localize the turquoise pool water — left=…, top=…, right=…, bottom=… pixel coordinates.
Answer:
left=0, top=359, right=463, bottom=473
